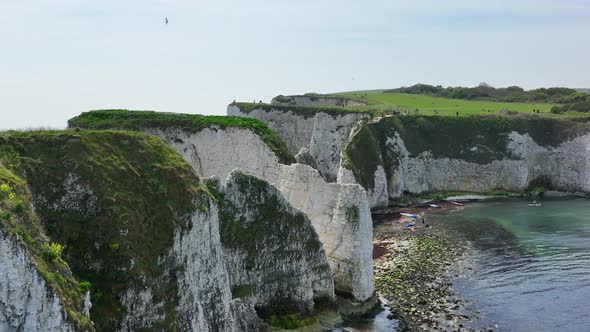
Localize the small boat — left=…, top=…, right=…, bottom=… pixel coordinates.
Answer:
left=428, top=204, right=441, bottom=208
left=450, top=201, right=464, bottom=206
left=528, top=203, right=542, bottom=207
left=400, top=212, right=418, bottom=218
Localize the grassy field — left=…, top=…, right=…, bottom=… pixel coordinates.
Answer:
left=329, top=91, right=561, bottom=117
left=321, top=90, right=590, bottom=118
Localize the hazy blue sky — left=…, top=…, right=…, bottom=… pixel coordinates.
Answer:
left=1, top=0, right=589, bottom=129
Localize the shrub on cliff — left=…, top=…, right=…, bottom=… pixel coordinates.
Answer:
left=42, top=242, right=64, bottom=262
left=387, top=84, right=581, bottom=104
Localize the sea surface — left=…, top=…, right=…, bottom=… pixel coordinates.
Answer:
left=431, top=198, right=590, bottom=332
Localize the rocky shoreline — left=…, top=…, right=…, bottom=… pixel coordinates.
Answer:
left=372, top=203, right=476, bottom=331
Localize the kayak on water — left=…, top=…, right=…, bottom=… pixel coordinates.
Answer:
left=400, top=213, right=418, bottom=218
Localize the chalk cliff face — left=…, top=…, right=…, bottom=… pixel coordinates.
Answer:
left=385, top=131, right=590, bottom=196
left=369, top=116, right=590, bottom=197
left=1, top=131, right=242, bottom=331
left=227, top=104, right=388, bottom=208
left=337, top=122, right=389, bottom=208
left=228, top=105, right=590, bottom=205
left=142, top=126, right=374, bottom=303
left=143, top=126, right=284, bottom=181
left=271, top=164, right=374, bottom=302
left=215, top=171, right=335, bottom=326
left=0, top=231, right=75, bottom=332
left=1, top=130, right=342, bottom=331
left=228, top=105, right=370, bottom=182
left=68, top=110, right=376, bottom=306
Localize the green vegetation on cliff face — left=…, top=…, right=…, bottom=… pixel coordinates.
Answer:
left=0, top=149, right=93, bottom=330
left=68, top=109, right=295, bottom=164
left=1, top=130, right=208, bottom=331
left=337, top=115, right=590, bottom=196
left=217, top=171, right=330, bottom=327
left=342, top=122, right=382, bottom=191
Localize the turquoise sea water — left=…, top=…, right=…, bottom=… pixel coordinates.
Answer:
left=433, top=198, right=590, bottom=332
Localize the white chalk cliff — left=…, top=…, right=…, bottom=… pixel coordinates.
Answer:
left=385, top=131, right=590, bottom=197
left=0, top=231, right=75, bottom=332
left=216, top=171, right=336, bottom=324
left=228, top=105, right=370, bottom=182
left=140, top=125, right=376, bottom=303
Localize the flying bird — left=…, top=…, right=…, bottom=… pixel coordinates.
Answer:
left=165, top=17, right=168, bottom=25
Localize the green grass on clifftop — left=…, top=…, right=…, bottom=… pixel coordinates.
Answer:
left=68, top=109, right=295, bottom=164
left=233, top=89, right=590, bottom=120
left=331, top=91, right=558, bottom=116
left=233, top=102, right=372, bottom=118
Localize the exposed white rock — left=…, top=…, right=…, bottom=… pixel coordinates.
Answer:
left=170, top=203, right=252, bottom=331
left=143, top=126, right=283, bottom=182
left=75, top=191, right=250, bottom=332
left=336, top=123, right=389, bottom=208
left=120, top=288, right=164, bottom=330
left=228, top=105, right=369, bottom=182
left=82, top=291, right=92, bottom=318
left=228, top=105, right=315, bottom=157
left=32, top=173, right=100, bottom=218
left=140, top=125, right=376, bottom=303
left=0, top=231, right=75, bottom=332
left=309, top=112, right=370, bottom=181
left=338, top=164, right=389, bottom=208
left=271, top=164, right=375, bottom=301
left=385, top=131, right=590, bottom=196
left=220, top=171, right=335, bottom=317
left=295, top=148, right=319, bottom=170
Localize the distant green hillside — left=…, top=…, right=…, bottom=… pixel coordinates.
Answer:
left=329, top=91, right=556, bottom=117
left=319, top=85, right=590, bottom=117
left=386, top=84, right=582, bottom=104
left=236, top=89, right=590, bottom=118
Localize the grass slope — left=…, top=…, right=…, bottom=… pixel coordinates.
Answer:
left=331, top=91, right=557, bottom=116
left=69, top=109, right=295, bottom=164
left=235, top=89, right=590, bottom=119
left=1, top=130, right=209, bottom=330
left=0, top=160, right=94, bottom=331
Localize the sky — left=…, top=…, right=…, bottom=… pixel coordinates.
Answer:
left=1, top=0, right=590, bottom=130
